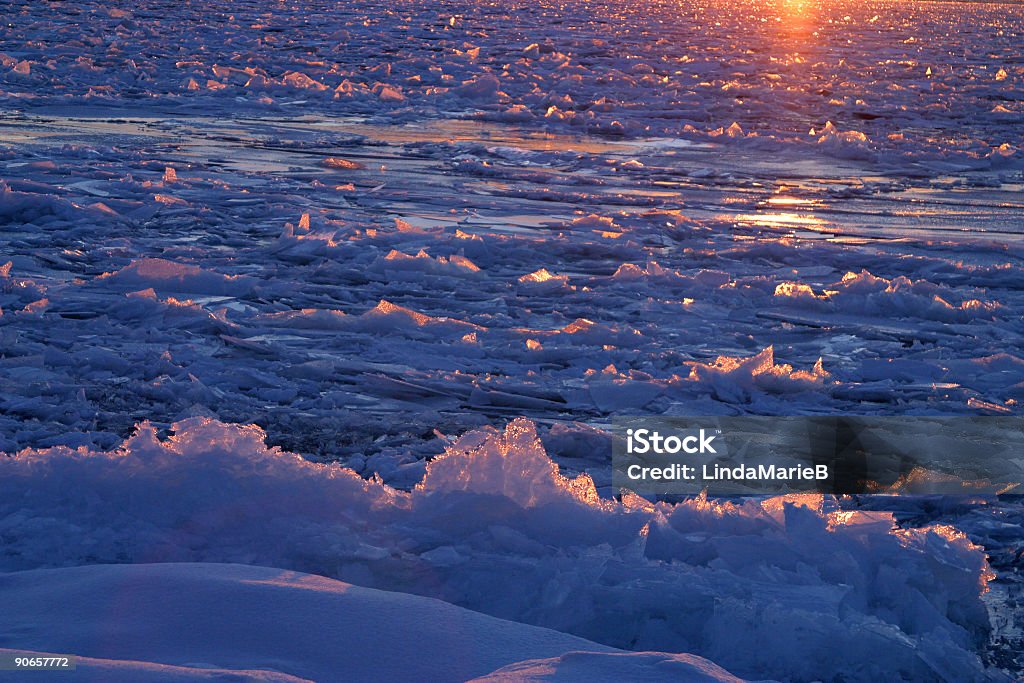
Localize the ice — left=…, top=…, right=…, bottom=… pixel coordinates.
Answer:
left=455, top=75, right=503, bottom=101
left=97, top=258, right=255, bottom=296
left=518, top=268, right=572, bottom=292
left=368, top=249, right=482, bottom=279
left=822, top=270, right=1003, bottom=323
left=686, top=346, right=830, bottom=402
left=0, top=417, right=1005, bottom=682
left=1, top=0, right=1023, bottom=676
left=346, top=299, right=483, bottom=336
left=0, top=183, right=84, bottom=224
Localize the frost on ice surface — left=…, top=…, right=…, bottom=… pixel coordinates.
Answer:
left=0, top=418, right=1002, bottom=682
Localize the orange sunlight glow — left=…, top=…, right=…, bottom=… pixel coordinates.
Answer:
left=777, top=0, right=819, bottom=44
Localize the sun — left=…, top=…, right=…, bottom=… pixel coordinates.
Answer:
left=778, top=0, right=818, bottom=41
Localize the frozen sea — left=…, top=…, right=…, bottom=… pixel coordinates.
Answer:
left=1, top=0, right=1023, bottom=680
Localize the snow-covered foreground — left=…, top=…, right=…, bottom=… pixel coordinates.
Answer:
left=0, top=418, right=1007, bottom=681
left=0, top=562, right=744, bottom=682
left=1, top=0, right=1023, bottom=680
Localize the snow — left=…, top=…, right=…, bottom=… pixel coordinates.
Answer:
left=470, top=651, right=745, bottom=682
left=0, top=417, right=1005, bottom=682
left=0, top=0, right=1022, bottom=678
left=0, top=649, right=309, bottom=683
left=0, top=562, right=632, bottom=682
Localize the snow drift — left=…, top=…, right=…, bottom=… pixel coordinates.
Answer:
left=0, top=563, right=742, bottom=682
